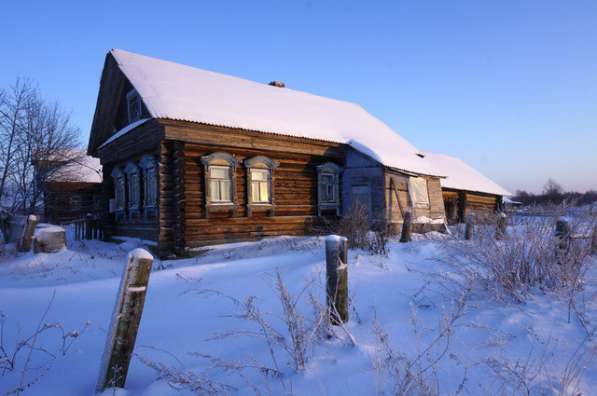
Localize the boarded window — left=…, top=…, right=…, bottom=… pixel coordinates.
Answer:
left=409, top=177, right=430, bottom=208
left=209, top=165, right=232, bottom=203
left=250, top=169, right=270, bottom=203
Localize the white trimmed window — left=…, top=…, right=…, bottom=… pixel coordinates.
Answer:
left=316, top=162, right=342, bottom=216
left=244, top=156, right=278, bottom=206
left=209, top=165, right=232, bottom=202
left=408, top=177, right=430, bottom=208
left=250, top=169, right=270, bottom=203
left=127, top=89, right=142, bottom=124
left=201, top=152, right=238, bottom=211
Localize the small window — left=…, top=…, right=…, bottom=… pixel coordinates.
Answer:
left=139, top=155, right=158, bottom=210
left=250, top=169, right=271, bottom=203
left=209, top=165, right=232, bottom=203
left=124, top=161, right=141, bottom=214
left=409, top=177, right=430, bottom=208
left=127, top=90, right=142, bottom=124
left=316, top=162, right=342, bottom=216
left=319, top=173, right=336, bottom=203
left=201, top=152, right=238, bottom=217
left=111, top=167, right=126, bottom=215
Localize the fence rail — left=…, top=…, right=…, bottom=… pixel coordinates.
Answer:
left=68, top=215, right=104, bottom=241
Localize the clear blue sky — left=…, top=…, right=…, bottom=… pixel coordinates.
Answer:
left=1, top=0, right=596, bottom=193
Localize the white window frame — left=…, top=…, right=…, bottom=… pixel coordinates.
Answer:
left=244, top=156, right=278, bottom=216
left=408, top=176, right=430, bottom=208
left=201, top=152, right=238, bottom=218
left=208, top=165, right=233, bottom=203
left=127, top=89, right=142, bottom=124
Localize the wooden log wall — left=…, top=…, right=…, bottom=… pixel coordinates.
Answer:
left=385, top=171, right=445, bottom=231
left=160, top=120, right=346, bottom=251
left=442, top=188, right=500, bottom=223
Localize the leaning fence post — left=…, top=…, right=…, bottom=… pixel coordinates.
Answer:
left=464, top=215, right=474, bottom=240
left=495, top=212, right=507, bottom=240
left=555, top=217, right=571, bottom=252
left=17, top=215, right=38, bottom=252
left=400, top=211, right=412, bottom=243
left=326, top=235, right=348, bottom=325
left=96, top=248, right=153, bottom=393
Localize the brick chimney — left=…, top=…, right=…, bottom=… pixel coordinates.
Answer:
left=268, top=80, right=286, bottom=88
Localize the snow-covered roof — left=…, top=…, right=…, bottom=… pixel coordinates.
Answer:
left=110, top=49, right=442, bottom=176
left=47, top=153, right=102, bottom=184
left=424, top=153, right=511, bottom=196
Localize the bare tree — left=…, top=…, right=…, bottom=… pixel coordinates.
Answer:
left=0, top=79, right=81, bottom=214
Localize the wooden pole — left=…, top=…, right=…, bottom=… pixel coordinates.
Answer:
left=17, top=215, right=38, bottom=252
left=96, top=248, right=153, bottom=393
left=590, top=226, right=597, bottom=255
left=325, top=235, right=348, bottom=325
left=399, top=211, right=412, bottom=243
left=495, top=212, right=507, bottom=240
left=465, top=216, right=474, bottom=240
left=555, top=217, right=571, bottom=252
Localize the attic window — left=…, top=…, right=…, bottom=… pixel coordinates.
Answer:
left=127, top=89, right=142, bottom=123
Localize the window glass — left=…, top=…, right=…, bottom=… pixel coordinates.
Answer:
left=210, top=166, right=229, bottom=179
left=209, top=166, right=232, bottom=202
left=127, top=90, right=142, bottom=124
left=320, top=173, right=336, bottom=203
left=250, top=169, right=270, bottom=204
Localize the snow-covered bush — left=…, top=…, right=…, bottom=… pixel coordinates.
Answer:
left=444, top=213, right=595, bottom=303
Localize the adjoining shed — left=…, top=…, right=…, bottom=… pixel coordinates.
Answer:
left=87, top=49, right=448, bottom=256
left=33, top=151, right=103, bottom=223
left=425, top=153, right=511, bottom=224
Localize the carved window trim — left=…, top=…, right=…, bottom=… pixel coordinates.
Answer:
left=316, top=162, right=342, bottom=216
left=244, top=156, right=278, bottom=217
left=110, top=166, right=126, bottom=220
left=201, top=152, right=238, bottom=218
left=139, top=155, right=158, bottom=216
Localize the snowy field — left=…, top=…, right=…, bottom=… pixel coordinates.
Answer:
left=0, top=224, right=596, bottom=395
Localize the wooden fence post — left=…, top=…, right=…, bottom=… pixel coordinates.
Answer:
left=17, top=215, right=38, bottom=252
left=325, top=235, right=348, bottom=325
left=96, top=248, right=153, bottom=393
left=495, top=212, right=507, bottom=240
left=465, top=216, right=474, bottom=240
left=555, top=217, right=571, bottom=252
left=400, top=211, right=412, bottom=243
left=590, top=225, right=597, bottom=255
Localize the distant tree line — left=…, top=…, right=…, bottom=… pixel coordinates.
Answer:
left=0, top=79, right=81, bottom=214
left=513, top=178, right=597, bottom=207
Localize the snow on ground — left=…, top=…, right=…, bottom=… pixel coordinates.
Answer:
left=0, top=229, right=595, bottom=395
